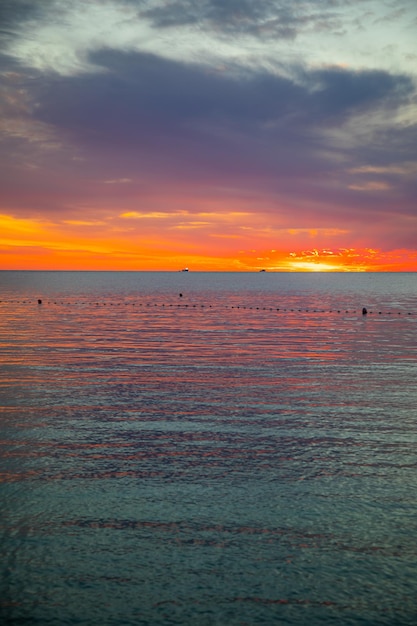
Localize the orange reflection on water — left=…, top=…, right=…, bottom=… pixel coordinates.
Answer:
left=0, top=290, right=415, bottom=487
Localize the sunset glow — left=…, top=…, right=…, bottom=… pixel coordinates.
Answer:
left=1, top=1, right=416, bottom=272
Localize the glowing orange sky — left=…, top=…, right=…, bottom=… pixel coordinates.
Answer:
left=1, top=212, right=416, bottom=272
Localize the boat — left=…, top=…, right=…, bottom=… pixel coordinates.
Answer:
left=181, top=268, right=189, bottom=272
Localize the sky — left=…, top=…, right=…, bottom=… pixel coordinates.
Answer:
left=1, top=0, right=416, bottom=271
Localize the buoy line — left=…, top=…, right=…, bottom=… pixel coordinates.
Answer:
left=0, top=299, right=414, bottom=316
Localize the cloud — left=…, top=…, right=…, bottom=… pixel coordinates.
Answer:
left=141, top=0, right=306, bottom=39
left=3, top=0, right=417, bottom=78
left=304, top=67, right=413, bottom=121
left=2, top=42, right=415, bottom=226
left=0, top=0, right=44, bottom=38
left=349, top=164, right=417, bottom=176
left=26, top=48, right=413, bottom=216
left=348, top=181, right=392, bottom=191
left=120, top=211, right=181, bottom=219
left=34, top=49, right=413, bottom=147
left=103, top=178, right=132, bottom=184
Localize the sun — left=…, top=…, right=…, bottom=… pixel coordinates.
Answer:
left=287, top=260, right=354, bottom=272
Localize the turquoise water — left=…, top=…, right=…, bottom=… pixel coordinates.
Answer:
left=1, top=272, right=417, bottom=625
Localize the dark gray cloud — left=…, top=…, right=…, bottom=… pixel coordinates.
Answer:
left=0, top=0, right=51, bottom=41
left=9, top=46, right=409, bottom=230
left=32, top=49, right=414, bottom=175
left=36, top=50, right=302, bottom=131
left=140, top=0, right=341, bottom=39
left=35, top=48, right=413, bottom=132
left=305, top=68, right=413, bottom=121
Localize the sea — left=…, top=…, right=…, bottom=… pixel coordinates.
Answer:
left=0, top=271, right=416, bottom=626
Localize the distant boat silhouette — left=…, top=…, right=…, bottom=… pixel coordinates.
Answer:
left=259, top=269, right=266, bottom=272
left=181, top=268, right=189, bottom=272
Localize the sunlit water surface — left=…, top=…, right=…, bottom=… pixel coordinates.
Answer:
left=1, top=272, right=416, bottom=625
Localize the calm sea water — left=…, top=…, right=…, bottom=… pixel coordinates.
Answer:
left=1, top=271, right=416, bottom=625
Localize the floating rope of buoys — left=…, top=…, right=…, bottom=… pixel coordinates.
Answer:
left=0, top=299, right=413, bottom=316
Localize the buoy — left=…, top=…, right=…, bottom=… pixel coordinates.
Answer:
left=179, top=293, right=183, bottom=298
left=362, top=307, right=367, bottom=315
left=38, top=299, right=42, bottom=305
